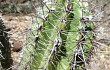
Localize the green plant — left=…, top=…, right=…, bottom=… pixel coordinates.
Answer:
left=22, top=0, right=94, bottom=70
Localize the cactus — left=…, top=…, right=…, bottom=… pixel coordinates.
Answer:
left=69, top=1, right=95, bottom=69
left=22, top=0, right=94, bottom=70
left=0, top=18, right=13, bottom=70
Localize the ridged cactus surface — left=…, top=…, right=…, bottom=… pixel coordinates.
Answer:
left=22, top=0, right=94, bottom=70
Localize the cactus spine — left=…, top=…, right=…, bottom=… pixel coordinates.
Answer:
left=0, top=18, right=13, bottom=70
left=22, top=0, right=94, bottom=70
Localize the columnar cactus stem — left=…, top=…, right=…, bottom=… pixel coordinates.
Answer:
left=70, top=1, right=95, bottom=69
left=22, top=0, right=94, bottom=70
left=0, top=18, right=13, bottom=70
left=30, top=0, right=75, bottom=69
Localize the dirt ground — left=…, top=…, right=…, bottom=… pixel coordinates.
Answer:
left=0, top=13, right=35, bottom=69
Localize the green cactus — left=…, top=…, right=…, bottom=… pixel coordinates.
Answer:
left=22, top=0, right=94, bottom=70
